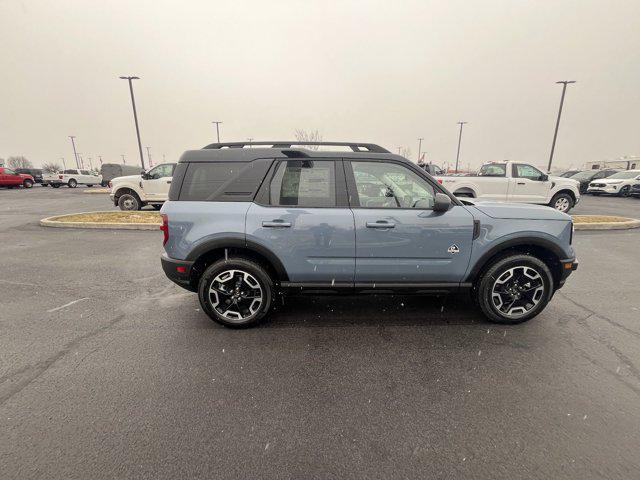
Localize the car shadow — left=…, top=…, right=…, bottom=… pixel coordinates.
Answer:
left=257, top=293, right=486, bottom=329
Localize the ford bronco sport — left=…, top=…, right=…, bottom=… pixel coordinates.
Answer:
left=160, top=141, right=577, bottom=328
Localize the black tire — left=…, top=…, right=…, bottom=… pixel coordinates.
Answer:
left=68, top=179, right=77, bottom=188
left=52, top=184, right=61, bottom=188
left=101, top=181, right=108, bottom=187
left=549, top=192, right=573, bottom=213
left=117, top=193, right=141, bottom=211
left=151, top=204, right=162, bottom=210
left=23, top=179, right=34, bottom=188
left=198, top=257, right=273, bottom=328
left=618, top=185, right=631, bottom=197
left=86, top=184, right=92, bottom=188
left=476, top=254, right=554, bottom=324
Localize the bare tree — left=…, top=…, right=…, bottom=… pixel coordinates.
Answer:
left=42, top=162, right=62, bottom=173
left=294, top=129, right=323, bottom=150
left=400, top=147, right=412, bottom=159
left=7, top=156, right=33, bottom=169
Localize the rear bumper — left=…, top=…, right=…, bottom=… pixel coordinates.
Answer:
left=161, top=254, right=195, bottom=291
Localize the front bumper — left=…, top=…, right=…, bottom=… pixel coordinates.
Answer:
left=587, top=185, right=622, bottom=194
left=161, top=254, right=195, bottom=291
left=558, top=258, right=578, bottom=287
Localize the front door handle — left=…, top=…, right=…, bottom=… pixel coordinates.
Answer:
left=167, top=180, right=172, bottom=184
left=517, top=182, right=526, bottom=185
left=366, top=221, right=395, bottom=229
left=262, top=220, right=291, bottom=228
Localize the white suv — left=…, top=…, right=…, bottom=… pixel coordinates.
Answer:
left=586, top=170, right=640, bottom=196
left=110, top=163, right=175, bottom=210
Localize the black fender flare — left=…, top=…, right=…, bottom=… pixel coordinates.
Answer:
left=185, top=235, right=289, bottom=281
left=465, top=236, right=568, bottom=283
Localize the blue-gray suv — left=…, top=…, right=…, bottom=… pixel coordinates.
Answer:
left=160, top=141, right=577, bottom=328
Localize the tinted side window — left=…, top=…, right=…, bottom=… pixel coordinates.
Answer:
left=269, top=160, right=336, bottom=207
left=148, top=164, right=174, bottom=179
left=179, top=162, right=248, bottom=201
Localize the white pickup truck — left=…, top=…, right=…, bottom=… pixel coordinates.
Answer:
left=435, top=161, right=581, bottom=213
left=43, top=169, right=102, bottom=188
left=110, top=163, right=176, bottom=210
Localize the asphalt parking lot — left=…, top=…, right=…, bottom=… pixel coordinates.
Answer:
left=1, top=187, right=640, bottom=479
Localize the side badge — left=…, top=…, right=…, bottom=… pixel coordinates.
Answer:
left=447, top=244, right=460, bottom=254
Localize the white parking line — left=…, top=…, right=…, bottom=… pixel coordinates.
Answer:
left=47, top=298, right=89, bottom=313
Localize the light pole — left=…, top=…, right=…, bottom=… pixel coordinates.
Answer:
left=121, top=154, right=126, bottom=164
left=547, top=80, right=576, bottom=172
left=145, top=146, right=152, bottom=167
left=247, top=137, right=253, bottom=147
left=212, top=121, right=222, bottom=142
left=454, top=121, right=467, bottom=173
left=98, top=155, right=103, bottom=165
left=119, top=76, right=145, bottom=170
left=69, top=136, right=79, bottom=168
left=88, top=157, right=93, bottom=170
left=417, top=138, right=424, bottom=163
left=77, top=153, right=84, bottom=169
left=60, top=157, right=66, bottom=170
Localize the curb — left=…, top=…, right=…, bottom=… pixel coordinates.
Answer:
left=574, top=219, right=640, bottom=231
left=40, top=211, right=160, bottom=231
left=82, top=189, right=110, bottom=194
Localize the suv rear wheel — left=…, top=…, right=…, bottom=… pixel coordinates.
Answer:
left=476, top=254, right=554, bottom=324
left=198, top=257, right=273, bottom=328
left=67, top=178, right=78, bottom=188
left=23, top=179, right=34, bottom=188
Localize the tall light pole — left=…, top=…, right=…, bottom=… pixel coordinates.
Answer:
left=69, top=135, right=79, bottom=168
left=119, top=76, right=145, bottom=170
left=98, top=155, right=103, bottom=165
left=212, top=121, right=222, bottom=143
left=145, top=146, right=152, bottom=167
left=547, top=80, right=576, bottom=172
left=60, top=157, right=66, bottom=170
left=454, top=121, right=467, bottom=174
left=77, top=153, right=84, bottom=169
left=121, top=154, right=126, bottom=164
left=88, top=157, right=93, bottom=170
left=417, top=138, right=424, bottom=163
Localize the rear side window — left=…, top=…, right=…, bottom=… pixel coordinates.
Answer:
left=478, top=164, right=506, bottom=177
left=179, top=162, right=247, bottom=201
left=269, top=160, right=336, bottom=207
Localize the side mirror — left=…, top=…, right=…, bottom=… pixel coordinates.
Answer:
left=539, top=174, right=549, bottom=181
left=433, top=193, right=452, bottom=212
left=140, top=172, right=149, bottom=180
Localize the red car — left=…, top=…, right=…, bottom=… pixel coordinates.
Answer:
left=0, top=167, right=35, bottom=188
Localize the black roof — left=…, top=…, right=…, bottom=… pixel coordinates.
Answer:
left=180, top=141, right=407, bottom=163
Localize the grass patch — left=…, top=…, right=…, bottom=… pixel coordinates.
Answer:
left=51, top=211, right=161, bottom=224
left=572, top=215, right=632, bottom=224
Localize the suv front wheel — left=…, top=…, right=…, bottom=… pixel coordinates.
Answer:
left=476, top=254, right=554, bottom=324
left=198, top=257, right=273, bottom=328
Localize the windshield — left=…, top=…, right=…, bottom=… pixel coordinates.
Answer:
left=570, top=171, right=596, bottom=180
left=608, top=171, right=640, bottom=179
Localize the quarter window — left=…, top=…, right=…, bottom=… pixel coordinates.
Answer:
left=351, top=161, right=435, bottom=209
left=269, top=160, right=336, bottom=207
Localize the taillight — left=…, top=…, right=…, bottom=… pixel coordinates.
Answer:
left=108, top=181, right=112, bottom=188
left=437, top=179, right=443, bottom=184
left=58, top=175, right=63, bottom=179
left=160, top=214, right=169, bottom=245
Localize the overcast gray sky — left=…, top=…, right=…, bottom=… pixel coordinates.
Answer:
left=1, top=0, right=639, bottom=170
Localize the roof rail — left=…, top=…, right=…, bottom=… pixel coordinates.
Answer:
left=202, top=141, right=390, bottom=153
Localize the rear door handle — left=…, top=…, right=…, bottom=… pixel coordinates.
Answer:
left=366, top=221, right=395, bottom=229
left=517, top=182, right=526, bottom=185
left=262, top=220, right=291, bottom=228
left=167, top=180, right=172, bottom=184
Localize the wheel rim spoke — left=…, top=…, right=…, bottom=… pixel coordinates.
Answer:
left=209, top=269, right=263, bottom=322
left=491, top=265, right=545, bottom=319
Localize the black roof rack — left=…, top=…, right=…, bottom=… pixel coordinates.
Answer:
left=202, top=141, right=390, bottom=153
